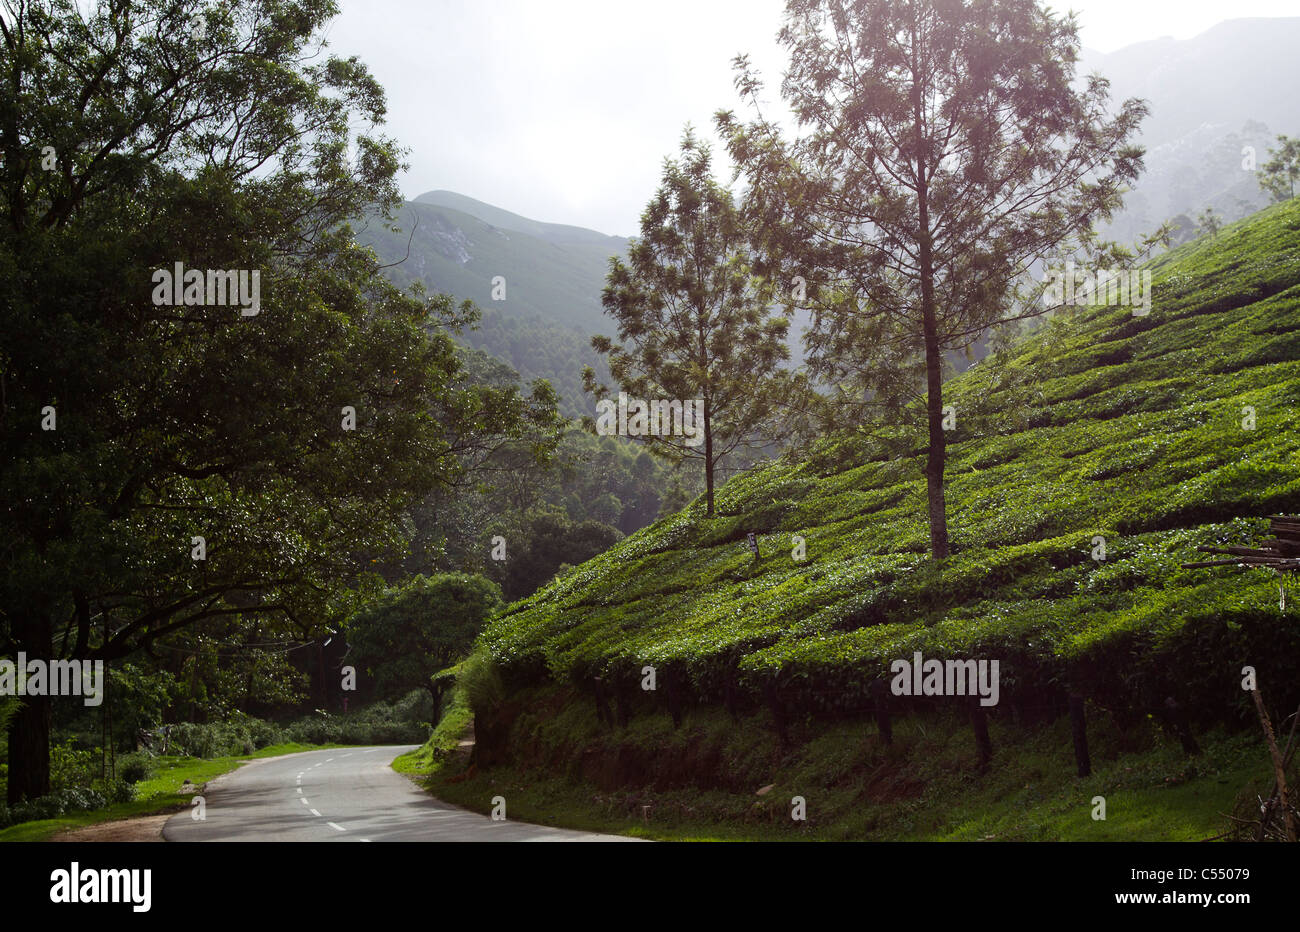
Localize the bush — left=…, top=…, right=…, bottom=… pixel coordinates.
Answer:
left=459, top=651, right=505, bottom=717
left=102, top=779, right=136, bottom=804
left=0, top=779, right=134, bottom=829
left=280, top=691, right=434, bottom=746
left=116, top=752, right=154, bottom=786
left=49, top=740, right=99, bottom=792
left=166, top=715, right=285, bottom=758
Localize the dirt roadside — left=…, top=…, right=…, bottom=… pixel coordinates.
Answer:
left=50, top=809, right=178, bottom=842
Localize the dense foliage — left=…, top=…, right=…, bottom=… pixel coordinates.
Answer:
left=0, top=0, right=557, bottom=802
left=345, top=573, right=502, bottom=702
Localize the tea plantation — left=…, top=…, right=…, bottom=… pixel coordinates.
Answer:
left=424, top=197, right=1300, bottom=839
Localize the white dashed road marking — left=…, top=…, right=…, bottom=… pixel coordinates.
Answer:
left=310, top=809, right=321, bottom=817
left=327, top=822, right=346, bottom=832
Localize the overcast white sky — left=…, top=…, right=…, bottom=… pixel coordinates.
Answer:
left=327, top=0, right=1298, bottom=236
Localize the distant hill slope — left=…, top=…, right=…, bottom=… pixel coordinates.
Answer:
left=1080, top=18, right=1300, bottom=240
left=1079, top=18, right=1300, bottom=150
left=358, top=196, right=625, bottom=333
left=483, top=196, right=1300, bottom=731
left=414, top=190, right=629, bottom=247
left=355, top=197, right=629, bottom=417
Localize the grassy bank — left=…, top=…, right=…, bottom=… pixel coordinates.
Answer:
left=392, top=688, right=473, bottom=777
left=399, top=689, right=1279, bottom=841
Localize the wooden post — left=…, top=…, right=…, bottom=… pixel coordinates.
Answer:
left=969, top=696, right=992, bottom=768
left=1163, top=696, right=1200, bottom=756
left=871, top=679, right=893, bottom=745
left=1069, top=694, right=1091, bottom=777
left=1251, top=687, right=1297, bottom=843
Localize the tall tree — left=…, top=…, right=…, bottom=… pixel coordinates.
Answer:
left=345, top=573, right=501, bottom=705
left=1259, top=135, right=1300, bottom=203
left=585, top=129, right=792, bottom=516
left=0, top=0, right=556, bottom=802
left=718, top=0, right=1149, bottom=557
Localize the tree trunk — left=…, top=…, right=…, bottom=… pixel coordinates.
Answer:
left=1069, top=694, right=1092, bottom=777
left=914, top=37, right=949, bottom=561
left=922, top=316, right=949, bottom=561
left=871, top=679, right=893, bottom=745
left=428, top=681, right=445, bottom=724
left=703, top=399, right=715, bottom=516
left=7, top=614, right=54, bottom=804
left=969, top=695, right=992, bottom=769
left=764, top=682, right=787, bottom=746
left=593, top=676, right=613, bottom=728
left=7, top=693, right=52, bottom=804
left=1161, top=696, right=1200, bottom=756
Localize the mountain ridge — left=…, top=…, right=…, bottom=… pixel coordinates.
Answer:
left=414, top=189, right=631, bottom=245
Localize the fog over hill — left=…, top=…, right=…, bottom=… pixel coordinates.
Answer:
left=355, top=193, right=629, bottom=416
left=356, top=18, right=1300, bottom=410
left=1079, top=17, right=1300, bottom=241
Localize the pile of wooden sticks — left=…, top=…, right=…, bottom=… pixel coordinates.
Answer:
left=1182, top=515, right=1300, bottom=572
left=1184, top=514, right=1298, bottom=841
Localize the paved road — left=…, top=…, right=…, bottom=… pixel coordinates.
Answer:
left=162, top=746, right=632, bottom=842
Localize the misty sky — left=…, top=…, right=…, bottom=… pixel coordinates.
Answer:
left=327, top=0, right=1297, bottom=236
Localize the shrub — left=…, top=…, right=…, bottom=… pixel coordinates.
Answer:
left=280, top=691, right=434, bottom=746
left=116, top=752, right=154, bottom=786
left=459, top=650, right=506, bottom=717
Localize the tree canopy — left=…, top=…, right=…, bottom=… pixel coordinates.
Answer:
left=718, top=0, right=1149, bottom=557
left=345, top=572, right=502, bottom=704
left=0, top=0, right=556, bottom=802
left=586, top=128, right=793, bottom=515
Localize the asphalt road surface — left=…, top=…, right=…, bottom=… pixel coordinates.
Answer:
left=162, top=746, right=632, bottom=842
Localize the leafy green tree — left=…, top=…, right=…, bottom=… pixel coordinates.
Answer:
left=345, top=573, right=502, bottom=703
left=1167, top=213, right=1198, bottom=246
left=1259, top=135, right=1300, bottom=203
left=1196, top=207, right=1223, bottom=238
left=718, top=0, right=1150, bottom=558
left=486, top=510, right=622, bottom=601
left=585, top=129, right=792, bottom=516
left=0, top=0, right=556, bottom=802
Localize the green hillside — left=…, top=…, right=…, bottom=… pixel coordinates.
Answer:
left=414, top=189, right=630, bottom=246
left=438, top=197, right=1300, bottom=837
left=362, top=197, right=625, bottom=333
left=355, top=196, right=628, bottom=418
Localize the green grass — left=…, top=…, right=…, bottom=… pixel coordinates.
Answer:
left=404, top=689, right=1278, bottom=842
left=0, top=742, right=345, bottom=842
left=392, top=688, right=472, bottom=776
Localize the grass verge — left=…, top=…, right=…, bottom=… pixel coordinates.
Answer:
left=397, top=689, right=1281, bottom=842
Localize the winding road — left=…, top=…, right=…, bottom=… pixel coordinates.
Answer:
left=162, top=746, right=631, bottom=842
